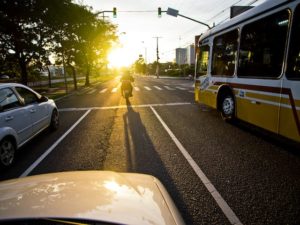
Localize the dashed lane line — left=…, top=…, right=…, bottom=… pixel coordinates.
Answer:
left=150, top=106, right=243, bottom=225
left=144, top=86, right=152, bottom=91
left=134, top=86, right=140, bottom=91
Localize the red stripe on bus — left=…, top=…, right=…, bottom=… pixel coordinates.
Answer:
left=214, top=82, right=300, bottom=136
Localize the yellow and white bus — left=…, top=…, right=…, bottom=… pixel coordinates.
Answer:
left=194, top=0, right=300, bottom=142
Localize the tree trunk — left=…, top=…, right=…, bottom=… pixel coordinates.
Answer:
left=47, top=66, right=52, bottom=88
left=69, top=64, right=77, bottom=90
left=85, top=64, right=90, bottom=86
left=18, top=58, right=28, bottom=85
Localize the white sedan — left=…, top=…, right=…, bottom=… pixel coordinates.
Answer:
left=0, top=83, right=59, bottom=168
left=0, top=171, right=185, bottom=225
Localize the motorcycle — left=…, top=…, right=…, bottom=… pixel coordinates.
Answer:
left=121, top=80, right=133, bottom=99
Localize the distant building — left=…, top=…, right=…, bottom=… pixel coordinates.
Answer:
left=176, top=48, right=187, bottom=65
left=176, top=45, right=195, bottom=65
left=186, top=44, right=195, bottom=65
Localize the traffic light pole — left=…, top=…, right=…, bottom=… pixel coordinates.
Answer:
left=177, top=13, right=211, bottom=29
left=95, top=8, right=117, bottom=18
left=161, top=7, right=211, bottom=29
left=153, top=37, right=162, bottom=78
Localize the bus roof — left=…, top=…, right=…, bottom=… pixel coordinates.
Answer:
left=199, top=0, right=292, bottom=42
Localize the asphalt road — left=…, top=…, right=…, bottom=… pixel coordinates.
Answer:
left=1, top=76, right=300, bottom=225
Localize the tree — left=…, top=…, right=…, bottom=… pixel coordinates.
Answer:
left=0, top=0, right=117, bottom=86
left=0, top=0, right=55, bottom=84
left=75, top=17, right=117, bottom=86
left=133, top=55, right=146, bottom=74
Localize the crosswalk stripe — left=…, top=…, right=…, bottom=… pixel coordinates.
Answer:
left=99, top=88, right=107, bottom=93
left=111, top=87, right=118, bottom=93
left=176, top=87, right=186, bottom=90
left=87, top=89, right=96, bottom=94
left=164, top=86, right=175, bottom=90
left=154, top=86, right=162, bottom=90
left=98, top=85, right=193, bottom=94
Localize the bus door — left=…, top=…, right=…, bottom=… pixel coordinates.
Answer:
left=237, top=9, right=290, bottom=134
left=279, top=4, right=300, bottom=142
left=195, top=44, right=210, bottom=105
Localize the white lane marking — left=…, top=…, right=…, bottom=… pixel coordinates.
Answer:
left=87, top=89, right=96, bottom=94
left=100, top=88, right=108, bottom=93
left=154, top=86, right=162, bottom=90
left=144, top=86, right=151, bottom=91
left=150, top=106, right=243, bottom=225
left=58, top=102, right=192, bottom=112
left=111, top=87, right=118, bottom=93
left=189, top=91, right=195, bottom=93
left=112, top=83, right=122, bottom=93
left=19, top=109, right=92, bottom=178
left=164, top=86, right=175, bottom=90
left=134, top=86, right=140, bottom=91
left=176, top=86, right=186, bottom=90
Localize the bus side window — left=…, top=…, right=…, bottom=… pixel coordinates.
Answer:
left=287, top=5, right=300, bottom=79
left=211, top=30, right=238, bottom=76
left=238, top=10, right=290, bottom=78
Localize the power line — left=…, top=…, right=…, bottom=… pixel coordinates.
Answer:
left=215, top=0, right=260, bottom=26
left=206, top=0, right=244, bottom=22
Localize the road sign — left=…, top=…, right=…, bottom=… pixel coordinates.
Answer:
left=167, top=8, right=179, bottom=17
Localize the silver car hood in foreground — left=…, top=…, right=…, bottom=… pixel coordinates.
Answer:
left=0, top=171, right=185, bottom=225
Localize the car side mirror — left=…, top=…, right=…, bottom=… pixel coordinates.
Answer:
left=39, top=95, right=48, bottom=102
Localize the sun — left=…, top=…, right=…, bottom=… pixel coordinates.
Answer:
left=108, top=48, right=133, bottom=68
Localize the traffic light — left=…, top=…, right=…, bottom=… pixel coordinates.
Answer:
left=113, top=7, right=117, bottom=18
left=158, top=7, right=162, bottom=17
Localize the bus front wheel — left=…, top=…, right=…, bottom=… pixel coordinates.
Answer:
left=220, top=94, right=235, bottom=122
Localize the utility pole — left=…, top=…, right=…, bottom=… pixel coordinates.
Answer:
left=153, top=37, right=162, bottom=78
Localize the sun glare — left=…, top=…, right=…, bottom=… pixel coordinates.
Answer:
left=108, top=48, right=133, bottom=68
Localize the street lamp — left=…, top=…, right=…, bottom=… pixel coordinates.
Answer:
left=142, top=41, right=148, bottom=75
left=141, top=41, right=147, bottom=64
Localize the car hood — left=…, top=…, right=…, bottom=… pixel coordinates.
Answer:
left=0, top=171, right=184, bottom=225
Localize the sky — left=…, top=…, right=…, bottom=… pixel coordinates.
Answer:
left=79, top=0, right=267, bottom=67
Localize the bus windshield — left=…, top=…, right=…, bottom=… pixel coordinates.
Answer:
left=196, top=45, right=210, bottom=78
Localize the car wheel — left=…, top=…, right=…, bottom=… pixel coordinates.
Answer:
left=220, top=94, right=235, bottom=121
left=0, top=138, right=15, bottom=168
left=50, top=109, right=59, bottom=131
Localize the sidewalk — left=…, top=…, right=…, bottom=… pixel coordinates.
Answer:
left=34, top=83, right=91, bottom=101
left=32, top=75, right=114, bottom=101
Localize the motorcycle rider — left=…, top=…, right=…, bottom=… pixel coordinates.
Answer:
left=120, top=70, right=134, bottom=97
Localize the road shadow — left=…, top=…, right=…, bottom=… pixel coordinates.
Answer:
left=122, top=99, right=193, bottom=224
left=231, top=120, right=300, bottom=155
